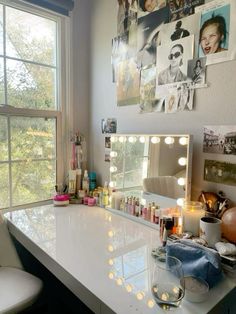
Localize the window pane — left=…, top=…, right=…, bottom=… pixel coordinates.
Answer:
left=6, top=7, right=56, bottom=65
left=0, top=57, right=5, bottom=103
left=12, top=160, right=56, bottom=206
left=0, top=115, right=8, bottom=161
left=0, top=164, right=9, bottom=208
left=11, top=116, right=56, bottom=160
left=7, top=59, right=56, bottom=109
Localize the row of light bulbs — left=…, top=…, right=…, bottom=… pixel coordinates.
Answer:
left=110, top=136, right=188, bottom=145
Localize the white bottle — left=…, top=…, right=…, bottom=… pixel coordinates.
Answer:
left=82, top=170, right=89, bottom=195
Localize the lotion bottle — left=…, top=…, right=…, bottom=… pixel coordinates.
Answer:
left=82, top=170, right=89, bottom=195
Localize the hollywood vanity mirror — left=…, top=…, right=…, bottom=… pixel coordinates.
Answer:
left=109, top=134, right=193, bottom=227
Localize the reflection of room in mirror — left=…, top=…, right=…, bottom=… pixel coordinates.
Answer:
left=109, top=134, right=192, bottom=201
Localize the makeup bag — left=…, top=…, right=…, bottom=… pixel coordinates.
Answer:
left=166, top=239, right=222, bottom=288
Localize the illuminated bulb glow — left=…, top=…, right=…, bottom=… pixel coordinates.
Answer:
left=178, top=157, right=187, bottom=166
left=110, top=136, right=117, bottom=143
left=139, top=136, right=146, bottom=143
left=161, top=292, right=169, bottom=301
left=108, top=245, right=114, bottom=252
left=147, top=299, right=155, bottom=308
left=126, top=284, right=133, bottom=293
left=151, top=136, right=160, bottom=144
left=110, top=151, right=117, bottom=157
left=177, top=177, right=185, bottom=186
left=128, top=136, right=136, bottom=143
left=165, top=136, right=175, bottom=145
left=108, top=230, right=114, bottom=237
left=119, top=136, right=126, bottom=143
left=177, top=198, right=184, bottom=207
left=108, top=272, right=114, bottom=279
left=109, top=166, right=117, bottom=173
left=108, top=259, right=114, bottom=266
left=179, top=137, right=188, bottom=145
left=136, top=292, right=145, bottom=300
left=173, top=286, right=179, bottom=294
left=109, top=181, right=115, bottom=188
left=116, top=278, right=123, bottom=286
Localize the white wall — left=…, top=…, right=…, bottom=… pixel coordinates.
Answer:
left=73, top=0, right=236, bottom=204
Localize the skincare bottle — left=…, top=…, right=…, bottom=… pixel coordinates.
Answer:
left=68, top=170, right=77, bottom=195
left=135, top=198, right=140, bottom=217
left=102, top=181, right=109, bottom=207
left=82, top=170, right=89, bottom=195
left=76, top=168, right=82, bottom=195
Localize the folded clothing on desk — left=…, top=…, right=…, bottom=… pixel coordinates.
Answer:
left=166, top=239, right=222, bottom=288
left=215, top=242, right=236, bottom=256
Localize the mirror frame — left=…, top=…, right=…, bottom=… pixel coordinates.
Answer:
left=109, top=134, right=193, bottom=203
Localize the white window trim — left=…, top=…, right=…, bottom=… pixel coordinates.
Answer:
left=0, top=0, right=72, bottom=210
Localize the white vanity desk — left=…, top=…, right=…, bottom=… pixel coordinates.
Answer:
left=5, top=204, right=236, bottom=314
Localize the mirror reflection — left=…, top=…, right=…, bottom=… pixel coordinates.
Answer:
left=109, top=134, right=192, bottom=202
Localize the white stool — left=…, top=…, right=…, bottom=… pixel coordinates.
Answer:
left=0, top=266, right=43, bottom=314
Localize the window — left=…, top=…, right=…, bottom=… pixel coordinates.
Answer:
left=0, top=2, right=66, bottom=209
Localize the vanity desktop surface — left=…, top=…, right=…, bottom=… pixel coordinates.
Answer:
left=5, top=204, right=236, bottom=314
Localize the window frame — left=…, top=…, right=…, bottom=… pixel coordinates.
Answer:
left=0, top=0, right=70, bottom=211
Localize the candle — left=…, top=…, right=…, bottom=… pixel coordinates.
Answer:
left=182, top=201, right=205, bottom=236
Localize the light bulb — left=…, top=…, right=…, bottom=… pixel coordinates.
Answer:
left=179, top=137, right=188, bottom=145
left=118, top=136, right=124, bottom=143
left=110, top=151, right=117, bottom=157
left=110, top=136, right=117, bottom=143
left=126, top=284, right=133, bottom=293
left=177, top=177, right=185, bottom=186
left=110, top=166, right=117, bottom=173
left=108, top=245, right=114, bottom=252
left=147, top=299, right=155, bottom=308
left=108, top=259, right=114, bottom=266
left=109, top=181, right=115, bottom=188
left=108, top=230, right=114, bottom=237
left=108, top=272, right=114, bottom=279
left=116, top=278, right=123, bottom=286
left=178, top=157, right=187, bottom=166
left=151, top=136, right=160, bottom=144
left=128, top=136, right=136, bottom=143
left=177, top=198, right=184, bottom=206
left=139, top=136, right=146, bottom=143
left=165, top=136, right=175, bottom=145
left=136, top=292, right=145, bottom=300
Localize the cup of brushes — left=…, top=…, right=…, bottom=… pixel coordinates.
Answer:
left=53, top=184, right=70, bottom=206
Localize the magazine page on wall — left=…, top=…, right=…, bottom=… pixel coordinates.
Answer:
left=168, top=0, right=204, bottom=22
left=156, top=35, right=194, bottom=89
left=159, top=12, right=201, bottom=59
left=137, top=6, right=169, bottom=68
left=195, top=0, right=236, bottom=65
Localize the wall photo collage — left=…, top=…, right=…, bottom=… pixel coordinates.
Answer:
left=112, top=0, right=236, bottom=114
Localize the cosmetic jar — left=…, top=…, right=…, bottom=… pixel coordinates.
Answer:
left=183, top=276, right=209, bottom=303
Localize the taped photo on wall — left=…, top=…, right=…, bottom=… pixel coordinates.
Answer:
left=156, top=35, right=194, bottom=86
left=196, top=0, right=236, bottom=65
left=137, top=6, right=169, bottom=68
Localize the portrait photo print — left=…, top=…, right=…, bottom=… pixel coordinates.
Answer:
left=195, top=0, right=236, bottom=65
left=199, top=4, right=230, bottom=58
left=187, top=57, right=206, bottom=86
left=156, top=35, right=194, bottom=87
